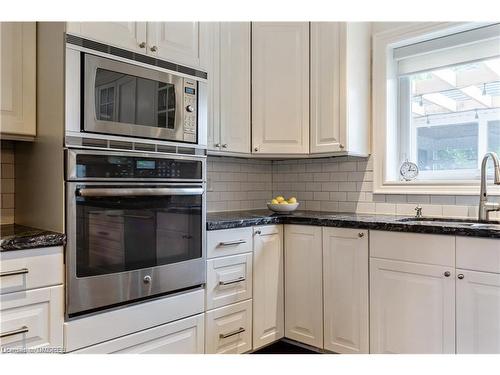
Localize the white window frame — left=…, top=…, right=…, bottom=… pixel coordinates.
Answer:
left=372, top=22, right=500, bottom=195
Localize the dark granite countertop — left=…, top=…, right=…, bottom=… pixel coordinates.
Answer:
left=0, top=224, right=66, bottom=251
left=207, top=209, right=500, bottom=239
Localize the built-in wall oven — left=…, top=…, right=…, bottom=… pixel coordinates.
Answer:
left=65, top=149, right=206, bottom=318
left=65, top=34, right=208, bottom=147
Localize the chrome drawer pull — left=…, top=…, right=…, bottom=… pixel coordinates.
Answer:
left=218, top=240, right=246, bottom=247
left=219, top=277, right=246, bottom=286
left=0, top=326, right=29, bottom=338
left=0, top=268, right=29, bottom=277
left=219, top=327, right=245, bottom=339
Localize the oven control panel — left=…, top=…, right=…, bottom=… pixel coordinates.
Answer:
left=74, top=154, right=203, bottom=180
left=183, top=79, right=197, bottom=143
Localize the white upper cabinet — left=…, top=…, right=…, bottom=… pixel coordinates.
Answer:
left=284, top=225, right=323, bottom=348
left=310, top=22, right=371, bottom=155
left=323, top=228, right=369, bottom=354
left=219, top=23, right=251, bottom=154
left=252, top=225, right=284, bottom=350
left=66, top=22, right=147, bottom=53
left=370, top=258, right=455, bottom=354
left=147, top=22, right=203, bottom=68
left=207, top=22, right=251, bottom=154
left=66, top=22, right=207, bottom=69
left=252, top=22, right=309, bottom=155
left=0, top=22, right=36, bottom=139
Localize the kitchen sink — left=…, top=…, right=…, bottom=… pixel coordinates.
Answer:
left=396, top=217, right=500, bottom=230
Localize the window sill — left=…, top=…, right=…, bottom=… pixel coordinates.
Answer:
left=374, top=180, right=500, bottom=195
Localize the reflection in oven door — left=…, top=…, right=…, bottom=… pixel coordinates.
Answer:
left=76, top=194, right=202, bottom=279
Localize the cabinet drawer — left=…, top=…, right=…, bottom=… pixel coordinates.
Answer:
left=205, top=299, right=252, bottom=354
left=73, top=314, right=204, bottom=354
left=0, top=246, right=64, bottom=295
left=370, top=231, right=455, bottom=266
left=0, top=285, right=63, bottom=352
left=206, top=253, right=252, bottom=310
left=207, top=227, right=253, bottom=258
left=456, top=237, right=500, bottom=273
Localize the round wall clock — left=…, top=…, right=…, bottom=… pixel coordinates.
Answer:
left=400, top=160, right=419, bottom=181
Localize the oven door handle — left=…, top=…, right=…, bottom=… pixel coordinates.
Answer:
left=76, top=187, right=204, bottom=197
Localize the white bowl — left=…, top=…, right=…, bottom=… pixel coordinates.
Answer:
left=267, top=202, right=299, bottom=213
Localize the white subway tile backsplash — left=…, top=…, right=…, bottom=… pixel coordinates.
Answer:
left=208, top=155, right=496, bottom=217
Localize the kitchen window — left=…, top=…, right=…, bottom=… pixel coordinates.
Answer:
left=373, top=22, right=500, bottom=194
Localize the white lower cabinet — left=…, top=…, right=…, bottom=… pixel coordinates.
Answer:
left=323, top=228, right=368, bottom=354
left=370, top=258, right=455, bottom=353
left=284, top=225, right=323, bottom=348
left=74, top=314, right=204, bottom=354
left=206, top=252, right=253, bottom=310
left=456, top=269, right=500, bottom=354
left=205, top=299, right=252, bottom=354
left=455, top=234, right=500, bottom=354
left=0, top=285, right=64, bottom=352
left=252, top=225, right=284, bottom=350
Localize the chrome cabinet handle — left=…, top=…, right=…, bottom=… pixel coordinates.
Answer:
left=0, top=326, right=29, bottom=338
left=339, top=144, right=345, bottom=149
left=150, top=45, right=158, bottom=52
left=219, top=277, right=245, bottom=286
left=254, top=230, right=262, bottom=235
left=458, top=274, right=465, bottom=279
left=218, top=240, right=246, bottom=247
left=444, top=271, right=451, bottom=277
left=219, top=327, right=245, bottom=339
left=143, top=275, right=152, bottom=284
left=358, top=233, right=365, bottom=238
left=0, top=268, right=29, bottom=277
left=222, top=144, right=228, bottom=148
left=215, top=143, right=221, bottom=148
left=254, top=147, right=259, bottom=152
left=139, top=42, right=146, bottom=48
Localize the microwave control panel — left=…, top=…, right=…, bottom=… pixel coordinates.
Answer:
left=183, top=79, right=197, bottom=143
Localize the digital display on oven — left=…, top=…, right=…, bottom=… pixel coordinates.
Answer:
left=185, top=87, right=196, bottom=95
left=136, top=160, right=156, bottom=169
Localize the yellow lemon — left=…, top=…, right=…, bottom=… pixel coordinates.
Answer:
left=280, top=200, right=289, bottom=205
left=288, top=197, right=297, bottom=204
left=275, top=196, right=285, bottom=203
left=271, top=199, right=279, bottom=204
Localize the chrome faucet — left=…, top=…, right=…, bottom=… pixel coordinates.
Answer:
left=478, top=152, right=500, bottom=221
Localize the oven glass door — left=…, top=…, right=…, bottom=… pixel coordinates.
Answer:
left=75, top=185, right=203, bottom=278
left=84, top=54, right=189, bottom=142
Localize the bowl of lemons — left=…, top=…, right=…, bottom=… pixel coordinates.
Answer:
left=267, top=195, right=299, bottom=213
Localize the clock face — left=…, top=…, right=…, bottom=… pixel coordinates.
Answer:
left=400, top=161, right=419, bottom=181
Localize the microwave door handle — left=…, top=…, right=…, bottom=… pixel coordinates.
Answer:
left=76, top=187, right=204, bottom=197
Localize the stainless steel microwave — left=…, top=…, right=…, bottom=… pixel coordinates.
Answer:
left=65, top=37, right=208, bottom=146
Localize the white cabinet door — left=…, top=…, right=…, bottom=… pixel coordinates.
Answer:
left=66, top=22, right=147, bottom=52
left=73, top=314, right=204, bottom=354
left=0, top=22, right=36, bottom=138
left=252, top=22, right=309, bottom=154
left=310, top=22, right=343, bottom=154
left=206, top=252, right=253, bottom=310
left=253, top=225, right=284, bottom=350
left=370, top=258, right=455, bottom=354
left=147, top=22, right=203, bottom=68
left=205, top=23, right=220, bottom=152
left=323, top=228, right=368, bottom=354
left=205, top=300, right=252, bottom=354
left=219, top=22, right=251, bottom=154
left=0, top=285, right=63, bottom=352
left=284, top=225, right=323, bottom=348
left=457, top=269, right=500, bottom=354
